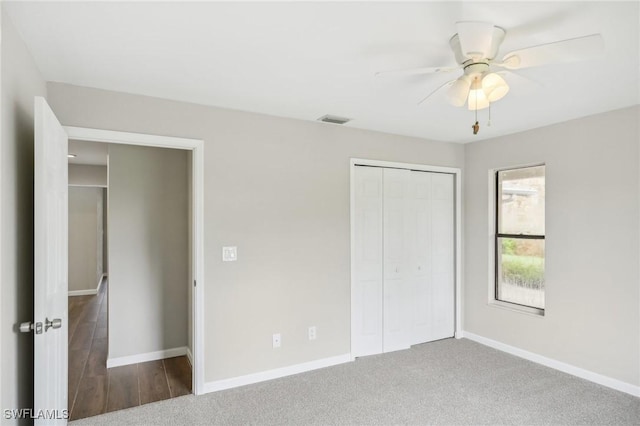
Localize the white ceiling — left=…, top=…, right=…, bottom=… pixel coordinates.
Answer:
left=5, top=1, right=639, bottom=143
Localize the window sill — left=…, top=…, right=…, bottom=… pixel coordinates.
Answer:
left=488, top=300, right=545, bottom=317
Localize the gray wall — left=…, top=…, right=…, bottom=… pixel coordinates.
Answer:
left=108, top=144, right=189, bottom=359
left=68, top=164, right=107, bottom=187
left=1, top=9, right=47, bottom=420
left=68, top=186, right=104, bottom=292
left=47, top=82, right=465, bottom=382
left=464, top=106, right=640, bottom=386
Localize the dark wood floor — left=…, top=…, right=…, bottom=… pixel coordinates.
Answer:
left=68, top=278, right=192, bottom=421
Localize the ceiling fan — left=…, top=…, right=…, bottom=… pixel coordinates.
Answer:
left=376, top=22, right=604, bottom=133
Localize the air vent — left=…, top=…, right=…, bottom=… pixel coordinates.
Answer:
left=317, top=114, right=351, bottom=125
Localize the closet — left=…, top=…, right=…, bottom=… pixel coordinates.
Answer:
left=352, top=165, right=455, bottom=357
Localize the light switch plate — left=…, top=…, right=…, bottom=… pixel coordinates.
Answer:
left=222, top=246, right=237, bottom=262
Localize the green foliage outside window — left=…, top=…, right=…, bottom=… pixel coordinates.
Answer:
left=501, top=239, right=544, bottom=289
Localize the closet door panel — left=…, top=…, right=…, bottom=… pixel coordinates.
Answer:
left=353, top=166, right=384, bottom=357
left=353, top=165, right=455, bottom=357
left=409, top=171, right=433, bottom=344
left=383, top=168, right=411, bottom=353
left=430, top=173, right=455, bottom=341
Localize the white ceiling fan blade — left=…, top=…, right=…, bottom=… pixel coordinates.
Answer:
left=375, top=66, right=458, bottom=77
left=456, top=21, right=496, bottom=60
left=499, top=34, right=604, bottom=70
left=497, top=70, right=542, bottom=96
left=417, top=79, right=456, bottom=106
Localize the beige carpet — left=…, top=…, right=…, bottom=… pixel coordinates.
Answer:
left=70, top=338, right=640, bottom=425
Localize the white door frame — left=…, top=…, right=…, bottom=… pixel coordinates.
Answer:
left=64, top=126, right=205, bottom=395
left=350, top=158, right=463, bottom=358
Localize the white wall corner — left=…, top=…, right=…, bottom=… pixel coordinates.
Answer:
left=202, top=353, right=352, bottom=394
left=106, top=346, right=188, bottom=369
left=463, top=331, right=640, bottom=397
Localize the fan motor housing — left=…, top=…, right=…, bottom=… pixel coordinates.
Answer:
left=449, top=24, right=505, bottom=64
left=463, top=62, right=490, bottom=78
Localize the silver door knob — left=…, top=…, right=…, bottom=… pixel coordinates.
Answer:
left=19, top=321, right=43, bottom=334
left=45, top=318, right=62, bottom=332
left=19, top=322, right=33, bottom=333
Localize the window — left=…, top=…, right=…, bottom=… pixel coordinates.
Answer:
left=495, top=165, right=545, bottom=311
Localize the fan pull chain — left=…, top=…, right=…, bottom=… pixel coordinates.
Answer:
left=472, top=80, right=480, bottom=135
left=488, top=103, right=492, bottom=127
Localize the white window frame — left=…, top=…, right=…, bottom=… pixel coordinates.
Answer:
left=487, top=163, right=545, bottom=317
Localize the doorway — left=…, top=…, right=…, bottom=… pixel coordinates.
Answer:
left=63, top=127, right=205, bottom=419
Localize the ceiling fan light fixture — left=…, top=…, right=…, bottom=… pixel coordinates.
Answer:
left=467, top=88, right=490, bottom=110
left=375, top=19, right=604, bottom=132
left=446, top=75, right=472, bottom=107
left=482, top=73, right=510, bottom=102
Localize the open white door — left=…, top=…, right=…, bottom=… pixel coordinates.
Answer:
left=20, top=97, right=69, bottom=424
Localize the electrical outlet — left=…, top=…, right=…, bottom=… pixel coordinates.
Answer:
left=308, top=326, right=317, bottom=341
left=272, top=333, right=281, bottom=348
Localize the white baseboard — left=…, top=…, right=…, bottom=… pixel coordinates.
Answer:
left=186, top=347, right=193, bottom=367
left=203, top=353, right=352, bottom=394
left=462, top=331, right=640, bottom=397
left=107, top=346, right=187, bottom=368
left=68, top=273, right=106, bottom=297
left=68, top=288, right=98, bottom=296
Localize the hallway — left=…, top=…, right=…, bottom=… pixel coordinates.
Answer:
left=68, top=279, right=192, bottom=421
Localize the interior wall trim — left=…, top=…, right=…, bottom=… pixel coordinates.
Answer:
left=462, top=331, right=640, bottom=397
left=202, top=353, right=352, bottom=394
left=64, top=125, right=205, bottom=395
left=106, top=346, right=188, bottom=369
left=68, top=273, right=106, bottom=297
left=186, top=347, right=193, bottom=367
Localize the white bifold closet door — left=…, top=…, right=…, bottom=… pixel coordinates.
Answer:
left=382, top=168, right=411, bottom=353
left=353, top=166, right=384, bottom=357
left=353, top=165, right=454, bottom=358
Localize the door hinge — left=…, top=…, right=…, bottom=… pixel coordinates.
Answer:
left=193, top=280, right=197, bottom=287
